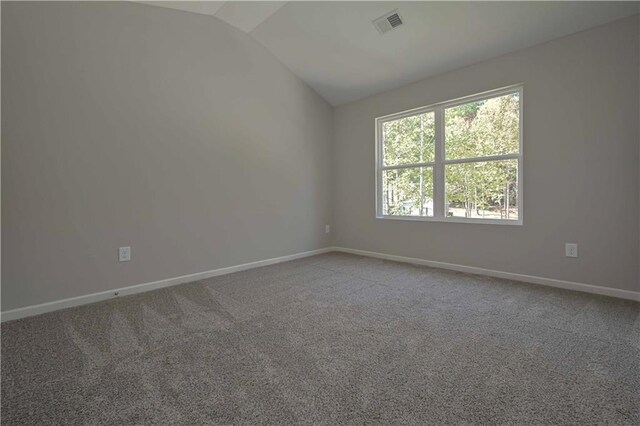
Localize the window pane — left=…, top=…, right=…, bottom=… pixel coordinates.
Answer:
left=445, top=159, right=518, bottom=220
left=383, top=112, right=435, bottom=166
left=445, top=92, right=519, bottom=160
left=382, top=167, right=434, bottom=216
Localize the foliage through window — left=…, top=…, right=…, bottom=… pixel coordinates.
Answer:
left=376, top=86, right=522, bottom=224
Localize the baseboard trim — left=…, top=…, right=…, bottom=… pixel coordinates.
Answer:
left=3, top=245, right=637, bottom=322
left=332, top=247, right=640, bottom=302
left=1, top=247, right=333, bottom=322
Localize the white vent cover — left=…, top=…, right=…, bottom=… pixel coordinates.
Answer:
left=373, top=9, right=404, bottom=34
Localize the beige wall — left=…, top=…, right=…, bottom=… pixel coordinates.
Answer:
left=332, top=16, right=640, bottom=292
left=1, top=2, right=333, bottom=311
left=2, top=4, right=638, bottom=312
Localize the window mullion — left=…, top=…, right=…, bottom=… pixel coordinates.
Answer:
left=382, top=162, right=435, bottom=171
left=433, top=107, right=445, bottom=218
left=443, top=153, right=519, bottom=165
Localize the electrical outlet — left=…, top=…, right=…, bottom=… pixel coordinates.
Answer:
left=565, top=243, right=578, bottom=258
left=119, top=246, right=131, bottom=262
left=325, top=225, right=330, bottom=234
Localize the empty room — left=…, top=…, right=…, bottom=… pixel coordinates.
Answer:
left=2, top=1, right=639, bottom=424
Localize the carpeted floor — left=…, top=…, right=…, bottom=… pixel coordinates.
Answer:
left=1, top=252, right=639, bottom=425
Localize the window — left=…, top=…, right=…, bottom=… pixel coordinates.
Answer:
left=376, top=85, right=522, bottom=224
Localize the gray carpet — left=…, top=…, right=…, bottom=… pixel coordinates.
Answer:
left=2, top=252, right=639, bottom=425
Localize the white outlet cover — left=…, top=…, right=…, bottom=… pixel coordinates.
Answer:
left=565, top=243, right=578, bottom=258
left=325, top=225, right=330, bottom=233
left=119, top=246, right=131, bottom=262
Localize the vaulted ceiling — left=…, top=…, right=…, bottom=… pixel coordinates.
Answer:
left=139, top=1, right=640, bottom=106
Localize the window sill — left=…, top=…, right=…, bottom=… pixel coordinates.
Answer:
left=376, top=215, right=523, bottom=226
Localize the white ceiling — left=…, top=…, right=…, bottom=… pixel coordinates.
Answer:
left=141, top=1, right=287, bottom=33
left=140, top=1, right=639, bottom=106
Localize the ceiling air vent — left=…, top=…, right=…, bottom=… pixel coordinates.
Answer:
left=373, top=10, right=404, bottom=35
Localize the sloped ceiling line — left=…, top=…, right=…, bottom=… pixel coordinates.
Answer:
left=137, top=2, right=639, bottom=106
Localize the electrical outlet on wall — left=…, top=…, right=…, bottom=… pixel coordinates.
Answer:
left=565, top=243, right=578, bottom=258
left=119, top=246, right=131, bottom=262
left=325, top=225, right=330, bottom=234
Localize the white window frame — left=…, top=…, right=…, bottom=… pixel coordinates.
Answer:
left=375, top=84, right=523, bottom=225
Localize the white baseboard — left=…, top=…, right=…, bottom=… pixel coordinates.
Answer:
left=0, top=247, right=333, bottom=322
left=3, top=245, right=637, bottom=322
left=332, top=247, right=640, bottom=302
